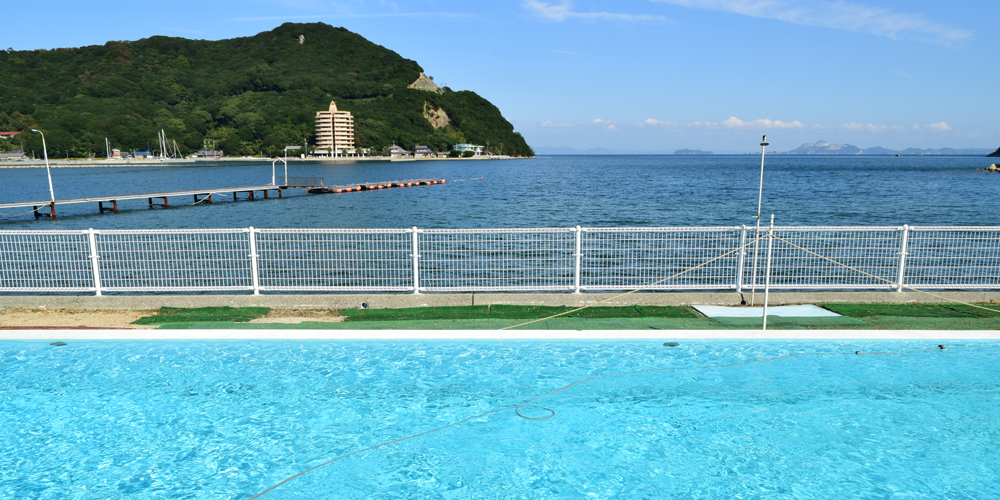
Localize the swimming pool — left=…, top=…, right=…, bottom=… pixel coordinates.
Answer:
left=1, top=340, right=997, bottom=499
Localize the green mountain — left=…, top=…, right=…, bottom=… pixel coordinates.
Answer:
left=0, top=23, right=533, bottom=157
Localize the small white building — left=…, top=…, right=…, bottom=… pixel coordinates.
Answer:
left=413, top=145, right=434, bottom=158
left=452, top=143, right=484, bottom=156
left=388, top=145, right=409, bottom=158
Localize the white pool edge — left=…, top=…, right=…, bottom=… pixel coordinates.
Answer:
left=2, top=329, right=999, bottom=341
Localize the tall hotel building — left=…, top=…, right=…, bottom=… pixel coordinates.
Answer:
left=315, top=101, right=355, bottom=151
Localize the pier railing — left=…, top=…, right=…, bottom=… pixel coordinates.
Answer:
left=1, top=225, right=999, bottom=295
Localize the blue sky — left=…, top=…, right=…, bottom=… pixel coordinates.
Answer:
left=5, top=1, right=998, bottom=152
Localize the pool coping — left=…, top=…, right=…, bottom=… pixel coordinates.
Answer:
left=2, top=329, right=998, bottom=340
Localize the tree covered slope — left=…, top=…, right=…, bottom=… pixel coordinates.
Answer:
left=0, top=23, right=533, bottom=157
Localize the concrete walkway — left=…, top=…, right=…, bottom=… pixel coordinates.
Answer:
left=2, top=329, right=997, bottom=341
left=3, top=291, right=1000, bottom=311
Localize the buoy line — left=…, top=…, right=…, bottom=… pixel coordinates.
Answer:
left=248, top=343, right=975, bottom=498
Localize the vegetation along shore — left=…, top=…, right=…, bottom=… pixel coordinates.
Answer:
left=0, top=23, right=533, bottom=159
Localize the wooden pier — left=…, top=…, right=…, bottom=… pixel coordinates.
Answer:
left=0, top=178, right=446, bottom=219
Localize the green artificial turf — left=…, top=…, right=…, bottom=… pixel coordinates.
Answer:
left=340, top=304, right=700, bottom=322
left=131, top=306, right=270, bottom=325
left=340, top=306, right=490, bottom=322
left=821, top=302, right=1000, bottom=318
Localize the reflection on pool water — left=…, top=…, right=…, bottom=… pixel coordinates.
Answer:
left=1, top=340, right=997, bottom=499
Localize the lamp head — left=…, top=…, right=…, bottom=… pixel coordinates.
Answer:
left=31, top=129, right=39, bottom=133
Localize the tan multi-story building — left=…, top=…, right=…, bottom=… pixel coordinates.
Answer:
left=315, top=101, right=355, bottom=152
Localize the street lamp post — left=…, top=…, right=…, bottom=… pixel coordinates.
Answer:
left=31, top=129, right=56, bottom=219
left=748, top=135, right=769, bottom=305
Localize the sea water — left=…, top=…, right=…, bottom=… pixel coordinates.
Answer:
left=1, top=340, right=997, bottom=499
left=0, top=155, right=995, bottom=230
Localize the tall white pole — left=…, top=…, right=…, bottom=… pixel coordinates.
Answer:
left=749, top=135, right=769, bottom=306
left=31, top=129, right=54, bottom=203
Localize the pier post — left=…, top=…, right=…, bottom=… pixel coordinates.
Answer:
left=48, top=202, right=56, bottom=220
left=574, top=226, right=582, bottom=293
left=248, top=227, right=260, bottom=296
left=148, top=198, right=153, bottom=208
left=411, top=227, right=421, bottom=294
left=33, top=206, right=40, bottom=219
left=896, top=225, right=909, bottom=292
left=87, top=228, right=102, bottom=296
left=112, top=200, right=118, bottom=214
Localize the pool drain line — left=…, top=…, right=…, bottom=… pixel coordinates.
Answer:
left=248, top=343, right=964, bottom=498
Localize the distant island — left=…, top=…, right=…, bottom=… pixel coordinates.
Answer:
left=0, top=23, right=533, bottom=157
left=674, top=149, right=713, bottom=155
left=988, top=147, right=1000, bottom=157
left=776, top=140, right=994, bottom=156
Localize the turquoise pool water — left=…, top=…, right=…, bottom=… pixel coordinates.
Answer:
left=1, top=341, right=997, bottom=499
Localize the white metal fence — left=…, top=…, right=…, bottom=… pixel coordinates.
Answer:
left=1, top=225, right=998, bottom=295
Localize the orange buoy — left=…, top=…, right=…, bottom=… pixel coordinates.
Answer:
left=441, top=180, right=446, bottom=184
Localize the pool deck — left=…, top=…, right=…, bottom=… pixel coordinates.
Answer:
left=2, top=329, right=997, bottom=341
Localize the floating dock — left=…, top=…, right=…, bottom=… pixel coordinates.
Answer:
left=0, top=178, right=445, bottom=219
left=307, top=178, right=445, bottom=193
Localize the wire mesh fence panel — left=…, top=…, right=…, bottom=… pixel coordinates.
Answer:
left=0, top=231, right=94, bottom=292
left=904, top=227, right=1000, bottom=289
left=256, top=229, right=413, bottom=291
left=95, top=229, right=253, bottom=292
left=580, top=227, right=741, bottom=290
left=418, top=229, right=576, bottom=291
left=742, top=227, right=903, bottom=290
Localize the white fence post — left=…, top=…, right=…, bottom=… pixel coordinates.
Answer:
left=762, top=216, right=775, bottom=330
left=896, top=224, right=909, bottom=292
left=574, top=226, right=582, bottom=293
left=412, top=226, right=421, bottom=294
left=736, top=225, right=747, bottom=293
left=87, top=228, right=102, bottom=296
left=248, top=227, right=260, bottom=295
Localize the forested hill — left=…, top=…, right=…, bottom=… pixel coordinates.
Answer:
left=0, top=23, right=533, bottom=157
left=988, top=147, right=1000, bottom=157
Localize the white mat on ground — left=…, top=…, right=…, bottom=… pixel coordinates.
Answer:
left=693, top=304, right=841, bottom=318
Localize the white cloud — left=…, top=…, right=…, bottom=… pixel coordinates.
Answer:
left=841, top=122, right=908, bottom=132
left=689, top=117, right=806, bottom=129
left=540, top=120, right=573, bottom=127
left=652, top=0, right=970, bottom=46
left=926, top=122, right=952, bottom=132
left=643, top=118, right=678, bottom=126
left=841, top=122, right=953, bottom=132
left=524, top=0, right=667, bottom=22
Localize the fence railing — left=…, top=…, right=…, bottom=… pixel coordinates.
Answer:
left=1, top=225, right=999, bottom=295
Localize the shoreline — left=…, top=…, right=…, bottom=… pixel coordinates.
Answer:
left=0, top=155, right=521, bottom=169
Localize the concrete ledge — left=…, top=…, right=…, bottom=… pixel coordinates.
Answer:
left=1, top=329, right=997, bottom=341
left=2, top=291, right=1000, bottom=311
